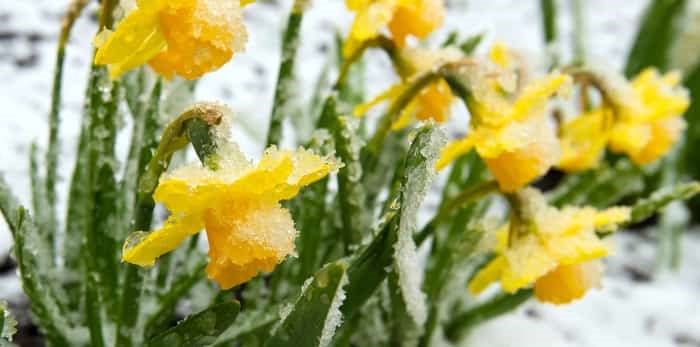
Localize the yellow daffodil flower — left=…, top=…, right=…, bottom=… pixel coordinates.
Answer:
left=354, top=47, right=462, bottom=127
left=437, top=73, right=571, bottom=192
left=122, top=146, right=339, bottom=289
left=95, top=0, right=254, bottom=80
left=344, top=0, right=444, bottom=57
left=558, top=107, right=613, bottom=172
left=607, top=68, right=689, bottom=164
left=468, top=188, right=630, bottom=304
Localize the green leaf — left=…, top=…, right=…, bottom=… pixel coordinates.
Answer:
left=147, top=301, right=241, bottom=347
left=292, top=129, right=335, bottom=281
left=332, top=112, right=368, bottom=253
left=445, top=289, right=533, bottom=342
left=389, top=125, right=446, bottom=344
left=266, top=0, right=307, bottom=146
left=0, top=301, right=17, bottom=344
left=625, top=0, right=686, bottom=76
left=548, top=159, right=645, bottom=208
left=342, top=125, right=442, bottom=325
left=0, top=177, right=74, bottom=347
left=628, top=181, right=700, bottom=224
left=458, top=33, right=484, bottom=55
left=264, top=261, right=349, bottom=347
left=212, top=303, right=284, bottom=346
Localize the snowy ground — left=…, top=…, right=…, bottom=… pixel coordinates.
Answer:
left=2, top=0, right=700, bottom=346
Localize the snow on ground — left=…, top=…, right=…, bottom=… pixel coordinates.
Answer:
left=2, top=0, right=699, bottom=346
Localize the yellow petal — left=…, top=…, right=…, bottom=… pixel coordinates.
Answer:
left=387, top=0, right=444, bottom=47
left=435, top=136, right=475, bottom=171
left=558, top=108, right=609, bottom=172
left=354, top=83, right=406, bottom=117
left=271, top=147, right=341, bottom=200
left=468, top=256, right=506, bottom=295
left=511, top=74, right=571, bottom=122
left=94, top=3, right=167, bottom=79
left=500, top=234, right=558, bottom=292
left=122, top=212, right=204, bottom=266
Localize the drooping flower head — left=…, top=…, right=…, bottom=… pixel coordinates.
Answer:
left=607, top=68, right=689, bottom=164
left=469, top=188, right=630, bottom=304
left=122, top=144, right=339, bottom=289
left=344, top=0, right=445, bottom=57
left=95, top=0, right=254, bottom=79
left=437, top=66, right=571, bottom=192
left=354, top=46, right=463, bottom=127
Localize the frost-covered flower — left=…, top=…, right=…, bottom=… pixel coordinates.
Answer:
left=558, top=107, right=612, bottom=172
left=437, top=73, right=571, bottom=192
left=354, top=47, right=462, bottom=127
left=344, top=0, right=444, bottom=56
left=122, top=145, right=338, bottom=289
left=607, top=68, right=689, bottom=165
left=95, top=0, right=254, bottom=79
left=468, top=188, right=630, bottom=304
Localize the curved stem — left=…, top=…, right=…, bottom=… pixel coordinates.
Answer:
left=334, top=36, right=396, bottom=90
left=415, top=180, right=499, bottom=245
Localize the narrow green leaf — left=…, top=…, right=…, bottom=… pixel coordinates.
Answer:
left=342, top=126, right=442, bottom=322
left=445, top=289, right=533, bottom=342
left=0, top=177, right=73, bottom=347
left=625, top=0, right=686, bottom=76
left=212, top=303, right=284, bottom=346
left=266, top=0, right=307, bottom=146
left=292, top=129, right=335, bottom=281
left=147, top=301, right=241, bottom=347
left=628, top=181, right=700, bottom=224
left=540, top=0, right=557, bottom=44
left=332, top=112, right=368, bottom=252
left=1, top=300, right=17, bottom=344
left=458, top=33, right=484, bottom=55
left=265, top=261, right=348, bottom=347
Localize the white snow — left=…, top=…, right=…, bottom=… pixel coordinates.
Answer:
left=3, top=0, right=700, bottom=346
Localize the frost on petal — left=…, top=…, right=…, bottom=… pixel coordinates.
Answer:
left=204, top=199, right=297, bottom=289
left=122, top=212, right=204, bottom=266
left=149, top=0, right=248, bottom=79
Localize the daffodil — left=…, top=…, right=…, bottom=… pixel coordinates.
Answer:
left=122, top=145, right=338, bottom=289
left=354, top=47, right=462, bottom=127
left=95, top=0, right=254, bottom=80
left=344, top=0, right=445, bottom=57
left=558, top=107, right=612, bottom=172
left=437, top=73, right=571, bottom=192
left=468, top=188, right=630, bottom=304
left=607, top=68, right=689, bottom=164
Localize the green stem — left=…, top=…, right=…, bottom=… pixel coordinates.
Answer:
left=365, top=71, right=441, bottom=157
left=415, top=180, right=499, bottom=245
left=334, top=36, right=396, bottom=90
left=571, top=0, right=586, bottom=63
left=266, top=0, right=307, bottom=147
left=445, top=289, right=533, bottom=342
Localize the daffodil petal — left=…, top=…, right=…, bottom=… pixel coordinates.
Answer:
left=122, top=212, right=203, bottom=266
left=94, top=4, right=167, bottom=79
left=436, top=136, right=475, bottom=171
left=468, top=256, right=506, bottom=295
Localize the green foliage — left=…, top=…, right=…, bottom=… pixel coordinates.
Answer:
left=2, top=2, right=700, bottom=347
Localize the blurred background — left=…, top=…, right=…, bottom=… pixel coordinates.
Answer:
left=1, top=1, right=699, bottom=346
